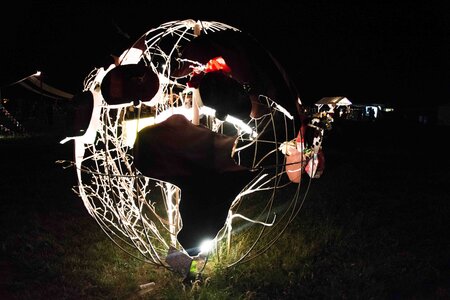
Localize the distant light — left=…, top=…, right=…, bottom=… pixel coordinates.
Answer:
left=34, top=71, right=42, bottom=77
left=199, top=239, right=214, bottom=254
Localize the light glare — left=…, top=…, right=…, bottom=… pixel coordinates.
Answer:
left=199, top=239, right=214, bottom=254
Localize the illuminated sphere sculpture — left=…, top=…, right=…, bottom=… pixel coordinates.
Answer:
left=60, top=20, right=328, bottom=276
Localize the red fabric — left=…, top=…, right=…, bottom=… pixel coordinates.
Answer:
left=188, top=57, right=231, bottom=89
left=204, top=56, right=231, bottom=73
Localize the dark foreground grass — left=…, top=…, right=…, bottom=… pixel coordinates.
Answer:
left=1, top=120, right=449, bottom=299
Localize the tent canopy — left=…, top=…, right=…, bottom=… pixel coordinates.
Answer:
left=315, top=96, right=352, bottom=106
left=315, top=96, right=352, bottom=113
left=19, top=77, right=73, bottom=100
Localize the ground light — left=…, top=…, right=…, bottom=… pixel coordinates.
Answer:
left=199, top=239, right=214, bottom=254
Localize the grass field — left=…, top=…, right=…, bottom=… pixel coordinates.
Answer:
left=1, top=119, right=449, bottom=299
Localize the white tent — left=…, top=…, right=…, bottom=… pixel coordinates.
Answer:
left=19, top=76, right=73, bottom=100
left=1, top=74, right=74, bottom=135
left=315, top=96, right=352, bottom=113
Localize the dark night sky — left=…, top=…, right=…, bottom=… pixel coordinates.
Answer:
left=1, top=1, right=449, bottom=107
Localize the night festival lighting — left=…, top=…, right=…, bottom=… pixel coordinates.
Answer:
left=58, top=19, right=332, bottom=281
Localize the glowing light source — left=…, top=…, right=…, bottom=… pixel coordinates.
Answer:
left=199, top=239, right=214, bottom=254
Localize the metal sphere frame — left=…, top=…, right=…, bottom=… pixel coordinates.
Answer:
left=60, top=19, right=321, bottom=276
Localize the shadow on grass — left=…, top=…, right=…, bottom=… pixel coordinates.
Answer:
left=1, top=120, right=449, bottom=299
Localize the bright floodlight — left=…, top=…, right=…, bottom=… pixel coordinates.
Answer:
left=199, top=239, right=214, bottom=254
